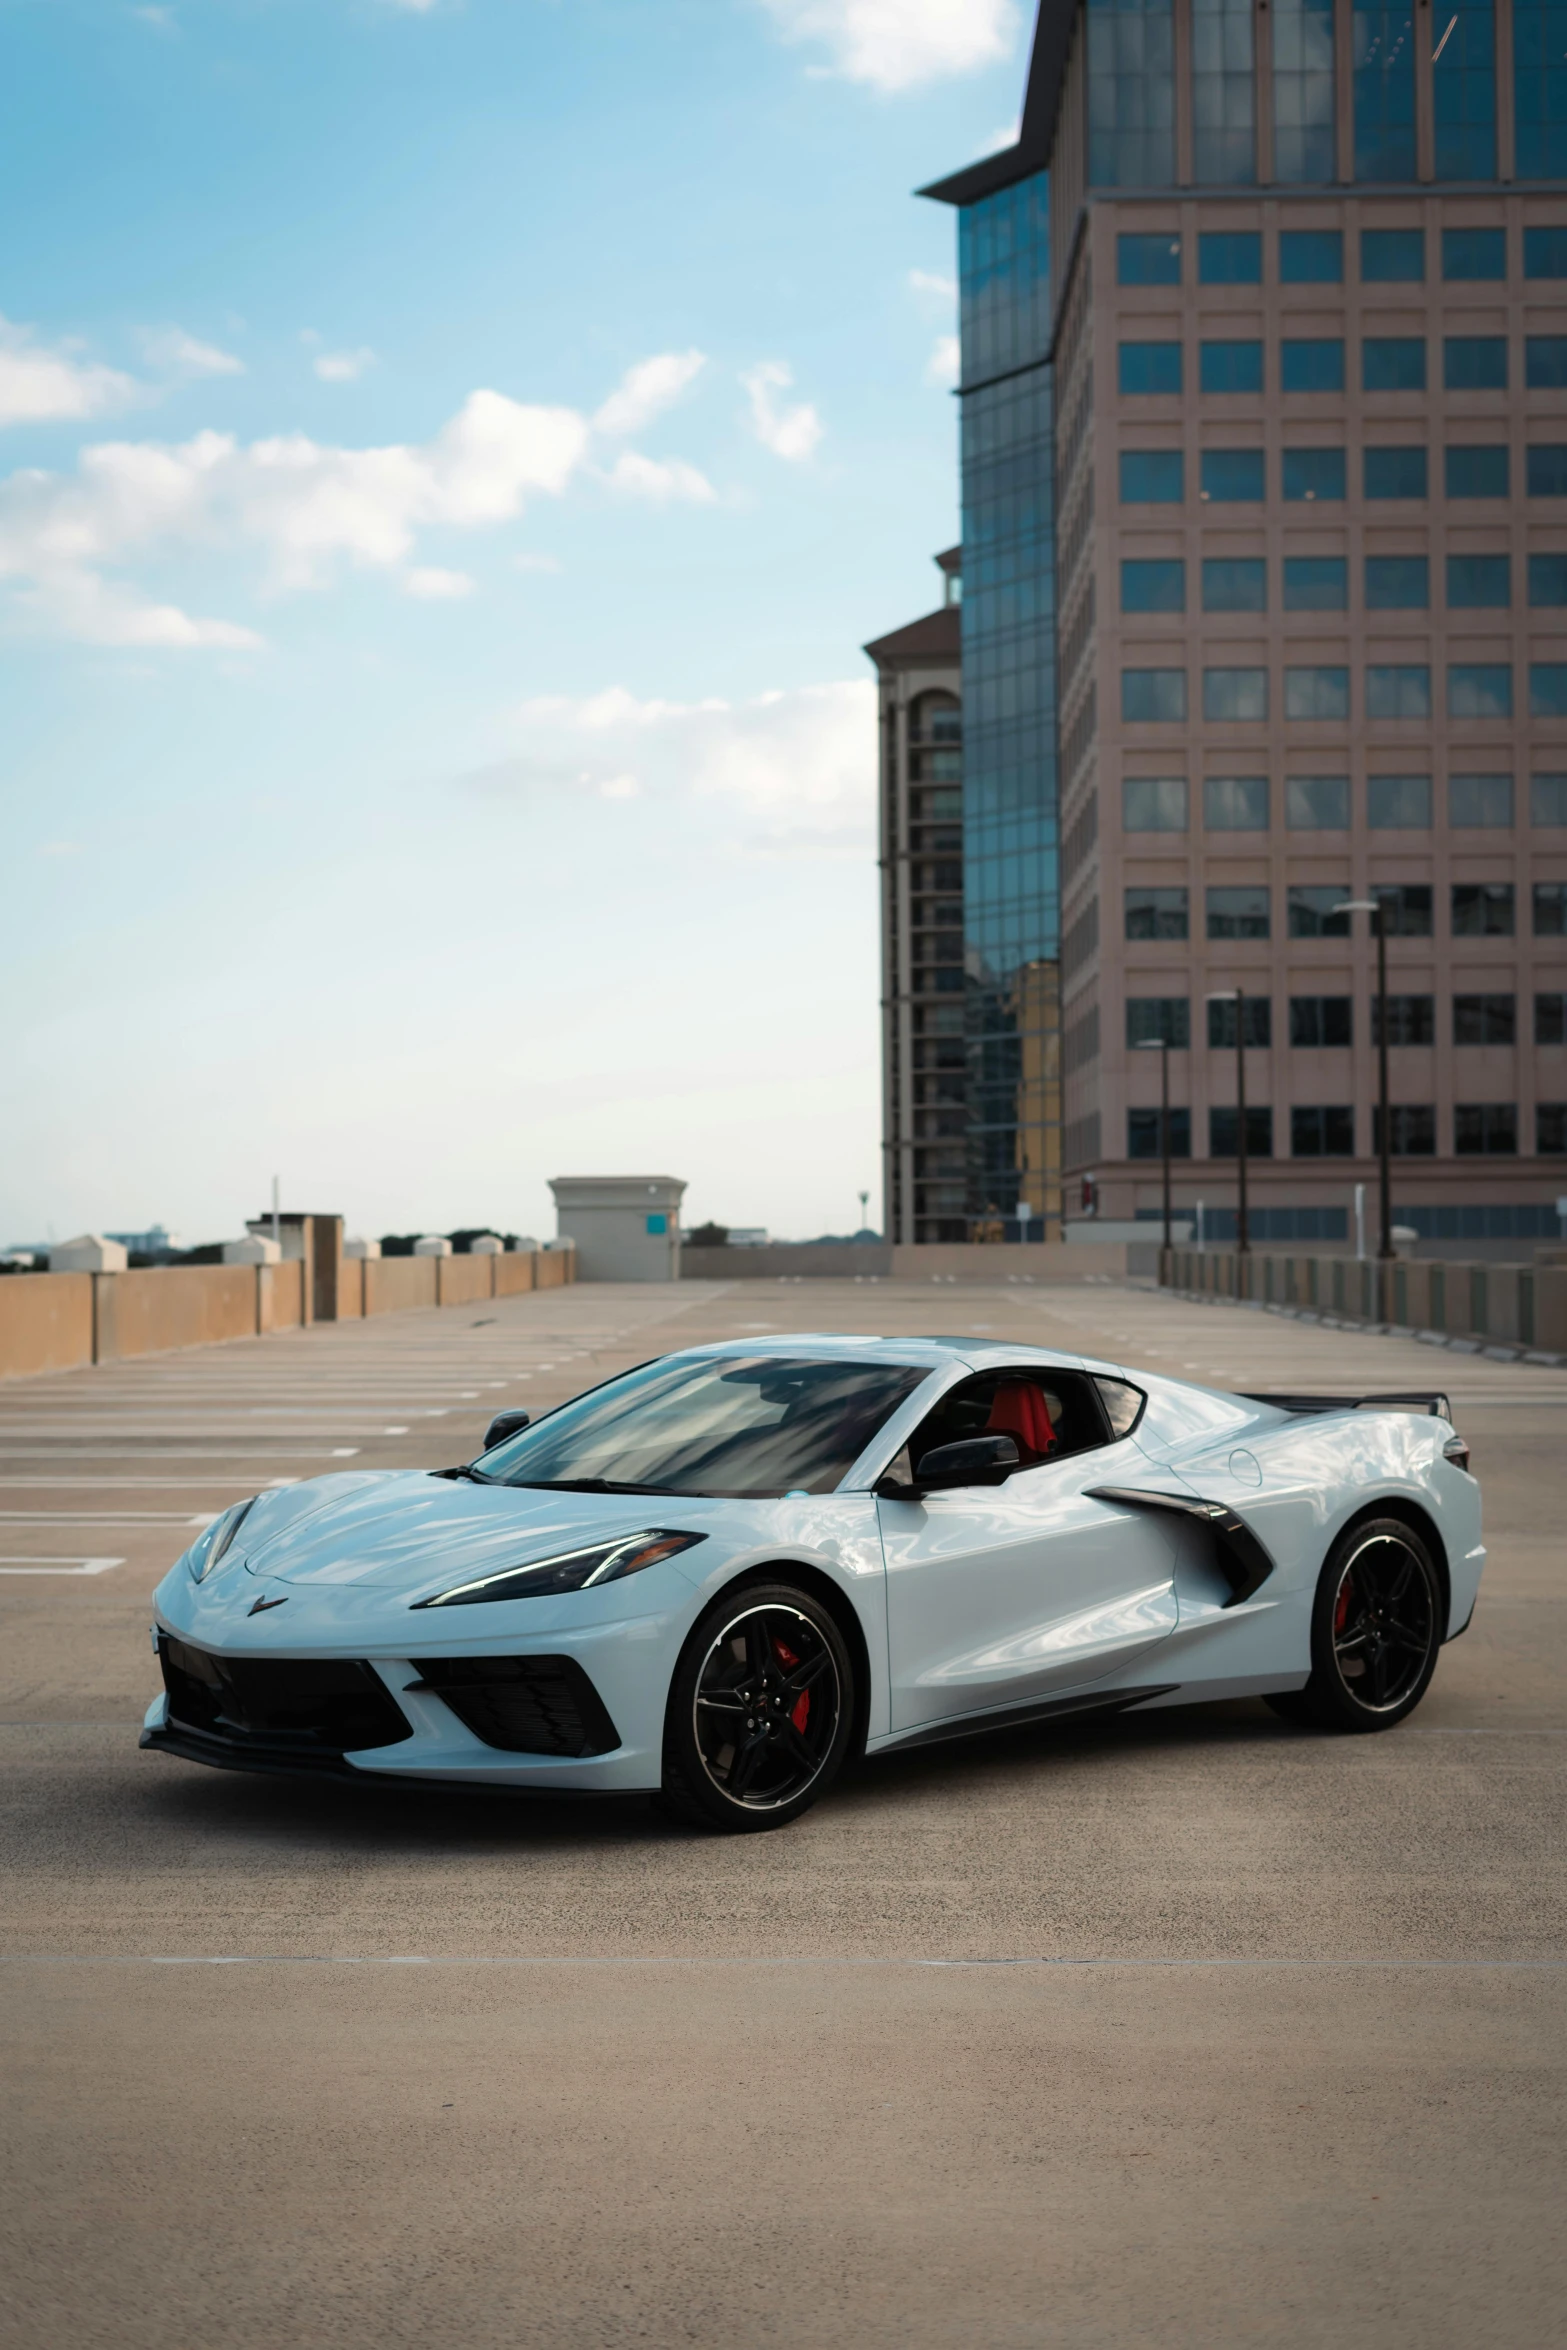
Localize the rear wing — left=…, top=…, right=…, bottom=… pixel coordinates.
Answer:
left=1242, top=1390, right=1452, bottom=1422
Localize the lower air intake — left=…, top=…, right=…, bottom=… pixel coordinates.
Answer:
left=417, top=1656, right=620, bottom=1757
left=160, top=1638, right=413, bottom=1755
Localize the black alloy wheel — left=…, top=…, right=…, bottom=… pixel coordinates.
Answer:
left=659, top=1582, right=854, bottom=1832
left=1268, top=1516, right=1444, bottom=1732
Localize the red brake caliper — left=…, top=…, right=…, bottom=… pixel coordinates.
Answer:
left=1334, top=1575, right=1353, bottom=1635
left=774, top=1638, right=810, bottom=1733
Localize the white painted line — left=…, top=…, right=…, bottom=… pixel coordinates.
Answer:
left=330, top=1448, right=360, bottom=1457
left=382, top=1426, right=409, bottom=1435
left=0, top=1511, right=214, bottom=1527
left=0, top=1478, right=295, bottom=1489
left=0, top=1557, right=125, bottom=1576
left=0, top=1953, right=1560, bottom=1972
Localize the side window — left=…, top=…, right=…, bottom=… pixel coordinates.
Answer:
left=1093, top=1377, right=1147, bottom=1437
left=906, top=1370, right=1115, bottom=1474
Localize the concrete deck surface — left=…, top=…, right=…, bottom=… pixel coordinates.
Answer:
left=2, top=1277, right=1562, bottom=2348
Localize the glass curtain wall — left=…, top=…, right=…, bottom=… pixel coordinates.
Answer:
left=1086, top=0, right=1176, bottom=185
left=1433, top=0, right=1497, bottom=177
left=956, top=172, right=1059, bottom=1240
left=1354, top=0, right=1418, bottom=177
left=1514, top=0, right=1567, bottom=176
left=1192, top=0, right=1258, bottom=181
left=1273, top=0, right=1336, bottom=179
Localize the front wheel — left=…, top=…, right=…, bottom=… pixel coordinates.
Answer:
left=659, top=1582, right=855, bottom=1832
left=1267, top=1516, right=1443, bottom=1732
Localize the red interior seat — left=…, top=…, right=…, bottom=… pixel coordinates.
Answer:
left=985, top=1379, right=1056, bottom=1461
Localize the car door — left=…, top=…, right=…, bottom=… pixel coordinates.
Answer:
left=878, top=1369, right=1182, bottom=1734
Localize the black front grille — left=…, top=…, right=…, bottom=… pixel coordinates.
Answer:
left=160, top=1638, right=413, bottom=1756
left=417, top=1656, right=620, bottom=1757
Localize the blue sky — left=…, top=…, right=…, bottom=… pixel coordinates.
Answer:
left=0, top=0, right=1024, bottom=1246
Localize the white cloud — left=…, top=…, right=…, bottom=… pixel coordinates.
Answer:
left=907, top=268, right=957, bottom=304
left=603, top=449, right=717, bottom=504
left=130, top=5, right=176, bottom=30
left=757, top=0, right=1018, bottom=92
left=315, top=348, right=376, bottom=384
left=140, top=326, right=245, bottom=379
left=982, top=119, right=1022, bottom=153
left=0, top=316, right=138, bottom=429
left=593, top=350, right=706, bottom=439
left=925, top=334, right=960, bottom=388
left=404, top=566, right=473, bottom=599
left=740, top=362, right=822, bottom=463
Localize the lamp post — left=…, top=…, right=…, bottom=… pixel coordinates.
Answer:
left=1134, top=1034, right=1175, bottom=1257
left=1334, top=895, right=1394, bottom=1290
left=1205, top=988, right=1249, bottom=1255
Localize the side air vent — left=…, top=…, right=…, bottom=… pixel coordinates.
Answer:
left=1086, top=1487, right=1275, bottom=1606
left=412, top=1656, right=621, bottom=1757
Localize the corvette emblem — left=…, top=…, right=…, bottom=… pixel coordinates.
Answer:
left=247, top=1593, right=288, bottom=1616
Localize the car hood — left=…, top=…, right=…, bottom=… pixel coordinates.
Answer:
left=239, top=1473, right=713, bottom=1595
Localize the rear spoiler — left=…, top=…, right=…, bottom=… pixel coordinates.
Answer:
left=1242, top=1390, right=1452, bottom=1421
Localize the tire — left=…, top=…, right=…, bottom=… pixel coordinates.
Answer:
left=658, top=1580, right=855, bottom=1833
left=1266, top=1515, right=1444, bottom=1733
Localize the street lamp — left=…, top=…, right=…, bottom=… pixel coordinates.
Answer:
left=1333, top=897, right=1394, bottom=1275
left=1204, top=987, right=1250, bottom=1255
left=1134, top=1034, right=1177, bottom=1257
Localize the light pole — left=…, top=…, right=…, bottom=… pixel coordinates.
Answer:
left=1334, top=895, right=1394, bottom=1281
left=1135, top=1034, right=1176, bottom=1257
left=1205, top=987, right=1249, bottom=1255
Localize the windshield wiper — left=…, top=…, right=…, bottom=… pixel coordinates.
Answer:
left=503, top=1477, right=681, bottom=1495
left=432, top=1464, right=492, bottom=1483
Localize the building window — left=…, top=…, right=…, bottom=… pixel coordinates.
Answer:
left=1118, top=231, right=1182, bottom=285
left=1126, top=996, right=1191, bottom=1046
left=1363, top=336, right=1425, bottom=390
left=1452, top=881, right=1516, bottom=934
left=1447, top=553, right=1510, bottom=606
left=1366, top=664, right=1431, bottom=716
left=1368, top=772, right=1433, bottom=826
left=1280, top=227, right=1343, bottom=279
left=1538, top=1104, right=1567, bottom=1154
left=1273, top=0, right=1336, bottom=181
left=1454, top=992, right=1517, bottom=1043
left=1203, top=556, right=1267, bottom=611
left=1445, top=336, right=1508, bottom=390
left=1525, top=227, right=1567, bottom=277
left=1208, top=994, right=1273, bottom=1046
left=1432, top=0, right=1498, bottom=179
left=1207, top=884, right=1270, bottom=938
left=1448, top=663, right=1512, bottom=716
left=1123, top=775, right=1189, bottom=830
left=1129, top=1107, right=1193, bottom=1157
left=1443, top=227, right=1506, bottom=282
left=1515, top=3, right=1567, bottom=178
left=1374, top=992, right=1436, bottom=1044
left=1199, top=231, right=1262, bottom=282
left=1204, top=774, right=1269, bottom=829
left=1191, top=0, right=1257, bottom=181
left=1537, top=881, right=1567, bottom=935
left=1283, top=447, right=1346, bottom=500
left=1365, top=446, right=1427, bottom=498
left=1525, top=336, right=1567, bottom=387
left=1287, top=774, right=1350, bottom=827
left=1120, top=340, right=1184, bottom=394
left=1280, top=338, right=1344, bottom=391
left=1122, top=667, right=1188, bottom=719
left=1291, top=994, right=1353, bottom=1044
left=1122, top=559, right=1186, bottom=613
left=1292, top=1105, right=1356, bottom=1155
left=1534, top=775, right=1567, bottom=826
left=1209, top=1106, right=1275, bottom=1157
left=1289, top=884, right=1352, bottom=937
left=1533, top=666, right=1567, bottom=716
left=1126, top=887, right=1190, bottom=942
left=1203, top=667, right=1268, bottom=719
left=1529, top=552, right=1567, bottom=602
left=1449, top=772, right=1513, bottom=826
left=1121, top=449, right=1184, bottom=502
left=1455, top=1103, right=1518, bottom=1153
left=1361, top=227, right=1424, bottom=281
left=1365, top=555, right=1429, bottom=608
left=1285, top=557, right=1348, bottom=610
left=1202, top=340, right=1264, bottom=392
left=1537, top=992, right=1567, bottom=1042
left=1285, top=666, right=1350, bottom=718
left=1445, top=445, right=1509, bottom=499
left=1088, top=0, right=1177, bottom=187
left=1372, top=881, right=1434, bottom=935
left=1373, top=1104, right=1437, bottom=1154
left=1201, top=448, right=1265, bottom=501
left=1527, top=446, right=1567, bottom=497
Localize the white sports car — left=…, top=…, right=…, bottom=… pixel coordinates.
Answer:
left=143, top=1334, right=1483, bottom=1831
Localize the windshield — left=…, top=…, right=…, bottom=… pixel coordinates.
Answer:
left=475, top=1353, right=931, bottom=1497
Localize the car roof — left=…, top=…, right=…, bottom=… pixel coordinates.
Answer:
left=663, top=1332, right=1124, bottom=1379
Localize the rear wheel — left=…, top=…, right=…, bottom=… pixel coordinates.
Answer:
left=658, top=1582, right=854, bottom=1832
left=1267, top=1516, right=1443, bottom=1732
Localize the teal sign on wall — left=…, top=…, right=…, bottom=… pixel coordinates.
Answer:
left=646, top=1214, right=667, bottom=1234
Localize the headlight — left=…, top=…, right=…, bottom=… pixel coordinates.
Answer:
left=185, top=1498, right=258, bottom=1584
left=410, top=1528, right=705, bottom=1609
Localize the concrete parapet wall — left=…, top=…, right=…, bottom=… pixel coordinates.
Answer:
left=0, top=1274, right=94, bottom=1377
left=363, top=1257, right=439, bottom=1316
left=494, top=1252, right=538, bottom=1298
left=680, top=1241, right=1150, bottom=1284
left=1164, top=1247, right=1567, bottom=1357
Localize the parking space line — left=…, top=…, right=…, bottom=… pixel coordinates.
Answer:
left=0, top=1557, right=126, bottom=1576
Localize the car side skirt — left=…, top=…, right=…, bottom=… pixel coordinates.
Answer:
left=870, top=1683, right=1181, bottom=1756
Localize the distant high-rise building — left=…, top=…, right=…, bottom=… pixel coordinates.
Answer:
left=918, top=0, right=1567, bottom=1249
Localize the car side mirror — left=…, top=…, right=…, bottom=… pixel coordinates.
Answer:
left=912, top=1434, right=1020, bottom=1489
left=482, top=1408, right=531, bottom=1451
